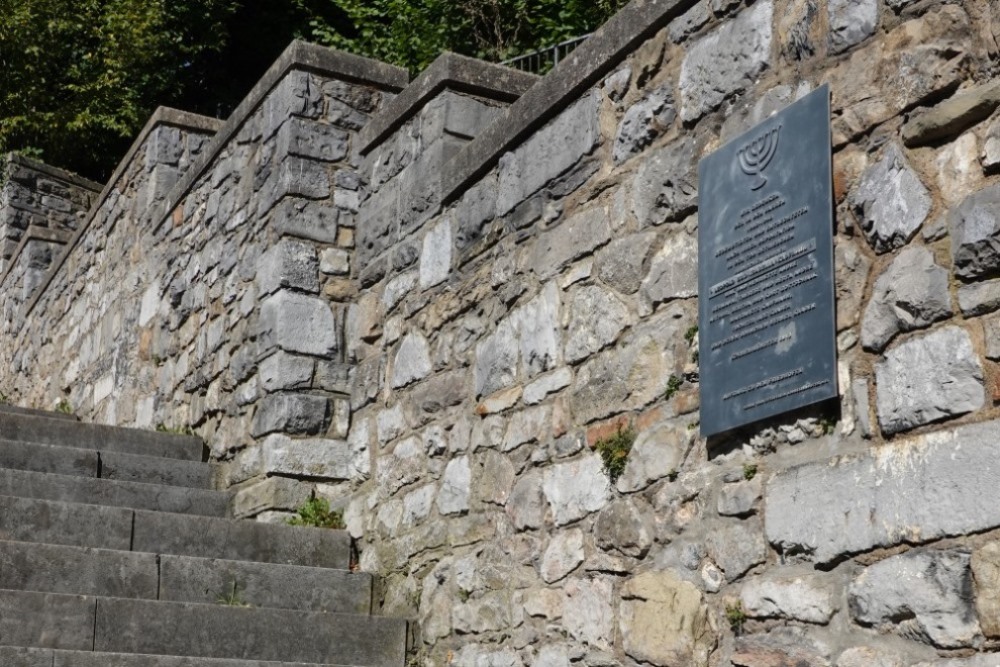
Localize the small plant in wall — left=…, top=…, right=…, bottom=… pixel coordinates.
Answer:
left=288, top=496, right=346, bottom=530
left=216, top=580, right=251, bottom=608
left=155, top=423, right=195, bottom=436
left=54, top=398, right=72, bottom=414
left=664, top=374, right=683, bottom=400
left=595, top=423, right=637, bottom=484
left=742, top=463, right=758, bottom=481
left=725, top=601, right=748, bottom=635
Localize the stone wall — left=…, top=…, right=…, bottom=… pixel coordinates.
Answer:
left=5, top=0, right=1000, bottom=666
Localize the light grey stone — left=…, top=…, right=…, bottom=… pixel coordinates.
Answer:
left=632, top=138, right=698, bottom=227
left=507, top=470, right=546, bottom=530
left=679, top=1, right=773, bottom=122
left=258, top=351, right=313, bottom=392
left=705, top=518, right=767, bottom=582
left=594, top=232, right=656, bottom=295
left=828, top=0, right=878, bottom=54
left=613, top=84, right=676, bottom=165
left=861, top=246, right=953, bottom=352
left=376, top=436, right=426, bottom=497
left=259, top=290, right=338, bottom=357
left=915, top=657, right=1000, bottom=667
left=851, top=144, right=931, bottom=253
left=258, top=434, right=352, bottom=479
left=277, top=117, right=349, bottom=162
left=531, top=207, right=612, bottom=280
left=256, top=239, right=319, bottom=295
left=438, top=456, right=471, bottom=515
left=419, top=217, right=451, bottom=289
left=849, top=550, right=980, bottom=648
left=639, top=230, right=698, bottom=314
left=565, top=286, right=630, bottom=363
left=740, top=574, right=838, bottom=624
left=875, top=326, right=984, bottom=434
left=717, top=478, right=761, bottom=517
left=852, top=377, right=873, bottom=438
left=474, top=450, right=516, bottom=506
left=603, top=68, right=631, bottom=103
left=543, top=454, right=610, bottom=526
left=950, top=184, right=1000, bottom=280
left=837, top=647, right=905, bottom=667
left=669, top=1, right=711, bottom=42
left=985, top=314, right=1000, bottom=360
left=383, top=272, right=417, bottom=311
left=835, top=239, right=873, bottom=330
left=320, top=248, right=350, bottom=275
left=957, top=279, right=1000, bottom=317
left=376, top=403, right=407, bottom=445
left=497, top=91, right=601, bottom=215
left=766, top=420, right=1000, bottom=564
left=540, top=528, right=585, bottom=583
left=391, top=332, right=432, bottom=388
left=563, top=578, right=614, bottom=650
left=617, top=422, right=693, bottom=493
left=501, top=406, right=550, bottom=452
left=595, top=498, right=653, bottom=558
left=250, top=394, right=330, bottom=437
left=982, top=114, right=1000, bottom=171
left=402, top=484, right=436, bottom=525
left=533, top=645, right=571, bottom=667
left=519, top=282, right=562, bottom=378
left=271, top=199, right=339, bottom=244
left=475, top=317, right=519, bottom=397
left=523, top=367, right=573, bottom=405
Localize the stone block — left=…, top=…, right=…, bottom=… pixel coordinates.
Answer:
left=950, top=184, right=1000, bottom=281
left=563, top=578, right=615, bottom=650
left=875, top=326, right=983, bottom=434
left=613, top=84, right=676, bottom=165
left=740, top=574, right=838, bottom=624
left=540, top=528, right=585, bottom=583
left=259, top=351, right=314, bottom=392
left=828, top=0, right=877, bottom=54
left=320, top=247, right=350, bottom=275
left=276, top=117, right=349, bottom=162
left=251, top=393, right=331, bottom=437
left=849, top=550, right=980, bottom=648
left=861, top=246, right=952, bottom=352
left=972, top=542, right=1000, bottom=638
left=271, top=198, right=339, bottom=244
left=256, top=239, right=319, bottom=295
left=565, top=285, right=630, bottom=363
left=419, top=217, right=452, bottom=289
left=679, top=1, right=773, bottom=122
left=957, top=279, right=1000, bottom=317
left=620, top=571, right=714, bottom=667
left=904, top=81, right=1000, bottom=148
left=595, top=498, right=653, bottom=558
left=542, top=454, right=610, bottom=526
left=438, top=456, right=471, bottom=515
left=639, top=230, right=698, bottom=314
left=631, top=138, right=698, bottom=227
left=0, top=590, right=96, bottom=650
left=851, top=144, right=931, bottom=254
left=531, top=207, right=612, bottom=280
left=391, top=332, right=433, bottom=388
left=258, top=290, right=338, bottom=357
left=766, top=420, right=1000, bottom=564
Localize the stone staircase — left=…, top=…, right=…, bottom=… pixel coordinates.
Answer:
left=0, top=405, right=408, bottom=667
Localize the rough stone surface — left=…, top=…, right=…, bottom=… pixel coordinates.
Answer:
left=391, top=332, right=433, bottom=388
left=594, top=498, right=653, bottom=558
left=740, top=574, right=838, bottom=624
left=632, top=138, right=698, bottom=227
left=562, top=578, right=614, bottom=650
left=982, top=113, right=1000, bottom=171
left=531, top=208, right=612, bottom=280
left=594, top=232, right=656, bottom=296
left=437, top=456, right=471, bottom=516
left=613, top=84, right=676, bottom=165
left=950, top=184, right=1000, bottom=281
left=419, top=218, right=452, bottom=289
left=679, top=1, right=773, bottom=122
left=766, top=421, right=1000, bottom=564
left=849, top=550, right=980, bottom=649
left=620, top=571, right=714, bottom=667
left=861, top=246, right=953, bottom=352
left=835, top=240, right=872, bottom=331
left=565, top=286, right=629, bottom=363
left=542, top=454, right=610, bottom=526
left=875, top=326, right=984, bottom=434
left=617, top=423, right=691, bottom=493
left=717, top=478, right=761, bottom=517
left=705, top=518, right=767, bottom=582
left=639, top=230, right=698, bottom=314
left=837, top=647, right=905, bottom=667
left=957, top=279, right=1000, bottom=317
left=828, top=0, right=877, bottom=54
left=904, top=82, right=1000, bottom=148
left=540, top=529, right=585, bottom=583
left=850, top=144, right=932, bottom=254
left=971, top=542, right=1000, bottom=638
left=259, top=290, right=338, bottom=357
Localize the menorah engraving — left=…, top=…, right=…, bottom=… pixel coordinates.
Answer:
left=738, top=125, right=782, bottom=191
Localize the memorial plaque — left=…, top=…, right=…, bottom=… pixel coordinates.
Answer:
left=697, top=85, right=837, bottom=437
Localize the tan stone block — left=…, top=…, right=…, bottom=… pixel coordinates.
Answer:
left=620, top=570, right=715, bottom=667
left=973, top=541, right=1000, bottom=637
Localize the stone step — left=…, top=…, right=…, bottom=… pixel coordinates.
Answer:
left=0, top=496, right=350, bottom=568
left=0, top=438, right=218, bottom=488
left=0, top=412, right=203, bottom=461
left=0, top=468, right=228, bottom=516
left=0, top=590, right=407, bottom=666
left=0, top=404, right=78, bottom=421
left=0, top=540, right=371, bottom=614
left=1, top=647, right=354, bottom=667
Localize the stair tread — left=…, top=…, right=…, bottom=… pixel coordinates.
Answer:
left=0, top=590, right=406, bottom=666
left=0, top=539, right=371, bottom=613
left=0, top=412, right=202, bottom=461
left=1, top=647, right=358, bottom=666
left=0, top=438, right=217, bottom=488
left=0, top=467, right=228, bottom=516
left=0, top=404, right=78, bottom=421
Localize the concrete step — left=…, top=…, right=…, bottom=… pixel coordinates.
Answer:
left=0, top=540, right=371, bottom=614
left=0, top=468, right=229, bottom=516
left=1, top=647, right=356, bottom=666
left=0, top=590, right=407, bottom=666
left=0, top=438, right=218, bottom=488
left=0, top=496, right=350, bottom=568
left=94, top=597, right=407, bottom=666
left=0, top=412, right=203, bottom=461
left=0, top=404, right=78, bottom=421
left=1, top=647, right=353, bottom=667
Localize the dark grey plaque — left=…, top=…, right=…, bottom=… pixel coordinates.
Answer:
left=697, top=85, right=837, bottom=438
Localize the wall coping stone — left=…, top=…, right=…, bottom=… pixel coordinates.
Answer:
left=0, top=226, right=72, bottom=291
left=3, top=153, right=103, bottom=193
left=440, top=0, right=697, bottom=203
left=358, top=52, right=538, bottom=155
left=147, top=40, right=409, bottom=236
left=22, top=107, right=224, bottom=320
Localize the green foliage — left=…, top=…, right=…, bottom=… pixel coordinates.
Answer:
left=156, top=423, right=195, bottom=436
left=54, top=398, right=72, bottom=414
left=289, top=496, right=346, bottom=529
left=595, top=423, right=636, bottom=484
left=216, top=580, right=251, bottom=607
left=725, top=602, right=747, bottom=634
left=818, top=416, right=836, bottom=435
left=742, top=463, right=758, bottom=481
left=684, top=325, right=699, bottom=345
left=0, top=391, right=8, bottom=404
left=664, top=374, right=683, bottom=401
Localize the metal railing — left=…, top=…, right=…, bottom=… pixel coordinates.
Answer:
left=500, top=34, right=592, bottom=74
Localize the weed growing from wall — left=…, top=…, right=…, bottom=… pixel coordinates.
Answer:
left=289, top=497, right=346, bottom=529
left=595, top=423, right=637, bottom=484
